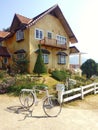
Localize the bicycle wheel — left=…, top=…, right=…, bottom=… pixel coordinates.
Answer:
left=43, top=96, right=62, bottom=117
left=19, top=90, right=35, bottom=108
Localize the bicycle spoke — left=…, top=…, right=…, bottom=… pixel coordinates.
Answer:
left=19, top=91, right=35, bottom=108
left=43, top=97, right=62, bottom=117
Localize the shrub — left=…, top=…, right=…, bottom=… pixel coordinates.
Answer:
left=51, top=70, right=68, bottom=81
left=0, top=70, right=6, bottom=79
left=33, top=44, right=47, bottom=76
left=12, top=53, right=29, bottom=74
left=6, top=75, right=47, bottom=96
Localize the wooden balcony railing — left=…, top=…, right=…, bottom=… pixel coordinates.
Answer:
left=40, top=37, right=67, bottom=50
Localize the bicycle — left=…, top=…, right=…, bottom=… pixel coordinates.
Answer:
left=19, top=86, right=62, bottom=117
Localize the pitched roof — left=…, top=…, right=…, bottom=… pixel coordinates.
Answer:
left=69, top=46, right=79, bottom=54
left=16, top=14, right=32, bottom=24
left=6, top=4, right=78, bottom=43
left=0, top=46, right=11, bottom=57
left=0, top=31, right=10, bottom=38
left=10, top=14, right=32, bottom=32
left=28, top=4, right=78, bottom=43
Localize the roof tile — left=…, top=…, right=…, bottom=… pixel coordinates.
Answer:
left=16, top=14, right=32, bottom=24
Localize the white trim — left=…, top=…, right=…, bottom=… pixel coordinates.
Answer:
left=35, top=28, right=44, bottom=40
left=16, top=30, right=24, bottom=41
left=47, top=31, right=53, bottom=39
left=58, top=55, right=66, bottom=64
left=42, top=54, right=49, bottom=64
left=56, top=34, right=67, bottom=44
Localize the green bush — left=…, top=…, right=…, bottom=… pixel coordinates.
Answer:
left=33, top=44, right=47, bottom=76
left=51, top=70, right=68, bottom=81
left=7, top=83, right=33, bottom=96
left=6, top=80, right=47, bottom=96
left=0, top=71, right=6, bottom=79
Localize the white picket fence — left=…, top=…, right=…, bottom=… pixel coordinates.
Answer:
left=56, top=83, right=98, bottom=103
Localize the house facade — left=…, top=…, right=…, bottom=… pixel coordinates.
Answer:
left=0, top=4, right=79, bottom=73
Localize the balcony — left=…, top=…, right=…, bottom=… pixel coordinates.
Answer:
left=40, top=37, right=67, bottom=50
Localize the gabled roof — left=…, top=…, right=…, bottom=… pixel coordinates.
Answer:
left=28, top=4, right=78, bottom=43
left=5, top=4, right=78, bottom=43
left=0, top=31, right=10, bottom=41
left=0, top=46, right=11, bottom=57
left=10, top=14, right=32, bottom=32
left=69, top=46, right=79, bottom=54
left=0, top=31, right=10, bottom=38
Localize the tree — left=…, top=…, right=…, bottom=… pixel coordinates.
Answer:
left=12, top=53, right=29, bottom=74
left=80, top=59, right=97, bottom=78
left=33, top=44, right=47, bottom=76
left=3, top=27, right=10, bottom=32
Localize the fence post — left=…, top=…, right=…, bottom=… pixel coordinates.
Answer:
left=57, top=91, right=63, bottom=103
left=56, top=84, right=65, bottom=103
left=81, top=86, right=84, bottom=99
left=94, top=83, right=96, bottom=94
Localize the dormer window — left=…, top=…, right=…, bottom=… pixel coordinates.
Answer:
left=16, top=30, right=24, bottom=42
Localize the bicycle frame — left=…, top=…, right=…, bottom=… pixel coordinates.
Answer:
left=21, top=86, right=50, bottom=105
left=19, top=86, right=62, bottom=117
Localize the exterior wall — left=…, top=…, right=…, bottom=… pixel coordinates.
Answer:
left=2, top=14, right=71, bottom=73
left=29, top=14, right=70, bottom=73
left=4, top=28, right=30, bottom=69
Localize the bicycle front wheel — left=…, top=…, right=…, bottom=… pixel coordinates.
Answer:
left=43, top=96, right=62, bottom=117
left=19, top=90, right=35, bottom=108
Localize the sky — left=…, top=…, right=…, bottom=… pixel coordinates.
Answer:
left=0, top=0, right=98, bottom=63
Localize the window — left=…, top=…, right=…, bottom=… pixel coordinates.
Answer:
left=17, top=53, right=24, bottom=59
left=47, top=32, right=52, bottom=39
left=56, top=35, right=66, bottom=44
left=16, top=30, right=24, bottom=41
left=3, top=57, right=8, bottom=64
left=42, top=54, right=49, bottom=64
left=58, top=55, right=66, bottom=64
left=0, top=42, right=2, bottom=46
left=35, top=28, right=44, bottom=40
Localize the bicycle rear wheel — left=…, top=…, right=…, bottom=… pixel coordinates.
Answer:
left=19, top=90, right=35, bottom=108
left=43, top=96, right=62, bottom=117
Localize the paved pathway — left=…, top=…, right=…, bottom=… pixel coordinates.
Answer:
left=0, top=94, right=98, bottom=130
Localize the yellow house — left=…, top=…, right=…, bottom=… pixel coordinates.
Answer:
left=0, top=4, right=79, bottom=73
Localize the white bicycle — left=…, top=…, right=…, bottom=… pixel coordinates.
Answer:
left=19, top=86, right=62, bottom=117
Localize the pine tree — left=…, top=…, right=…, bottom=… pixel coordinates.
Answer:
left=33, top=44, right=47, bottom=76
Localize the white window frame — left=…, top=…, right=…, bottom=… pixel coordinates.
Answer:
left=35, top=28, right=44, bottom=40
left=42, top=54, right=49, bottom=64
left=58, top=55, right=66, bottom=64
left=16, top=30, right=24, bottom=41
left=56, top=35, right=67, bottom=44
left=47, top=31, right=52, bottom=39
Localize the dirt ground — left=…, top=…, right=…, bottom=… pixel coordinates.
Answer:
left=0, top=94, right=98, bottom=130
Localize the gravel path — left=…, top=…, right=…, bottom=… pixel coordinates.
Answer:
left=0, top=94, right=98, bottom=130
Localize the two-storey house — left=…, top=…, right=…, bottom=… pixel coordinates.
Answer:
left=0, top=4, right=79, bottom=73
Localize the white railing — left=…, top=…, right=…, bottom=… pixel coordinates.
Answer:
left=56, top=83, right=98, bottom=103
